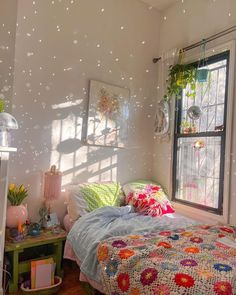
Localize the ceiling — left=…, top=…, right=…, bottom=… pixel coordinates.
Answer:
left=140, top=0, right=178, bottom=11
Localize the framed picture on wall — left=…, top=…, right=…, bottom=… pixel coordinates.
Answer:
left=86, top=80, right=130, bottom=147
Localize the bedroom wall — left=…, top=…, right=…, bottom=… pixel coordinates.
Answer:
left=9, top=0, right=161, bottom=221
left=153, top=0, right=236, bottom=225
left=0, top=1, right=17, bottom=111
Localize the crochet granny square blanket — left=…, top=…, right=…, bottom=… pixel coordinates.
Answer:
left=98, top=224, right=236, bottom=295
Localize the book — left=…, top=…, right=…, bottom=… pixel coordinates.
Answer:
left=31, top=258, right=55, bottom=289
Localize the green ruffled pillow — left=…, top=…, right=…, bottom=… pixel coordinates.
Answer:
left=67, top=182, right=122, bottom=220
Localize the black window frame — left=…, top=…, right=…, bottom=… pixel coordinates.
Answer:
left=172, top=51, right=230, bottom=215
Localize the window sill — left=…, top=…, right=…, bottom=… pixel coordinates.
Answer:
left=173, top=201, right=227, bottom=224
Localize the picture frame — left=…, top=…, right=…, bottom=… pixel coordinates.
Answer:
left=86, top=80, right=130, bottom=148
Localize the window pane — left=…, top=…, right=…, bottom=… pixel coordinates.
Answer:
left=175, top=136, right=221, bottom=209
left=180, top=58, right=227, bottom=133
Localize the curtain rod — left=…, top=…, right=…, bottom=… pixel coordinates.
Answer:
left=153, top=24, right=236, bottom=63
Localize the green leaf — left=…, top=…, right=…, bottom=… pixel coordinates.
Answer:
left=0, top=100, right=4, bottom=113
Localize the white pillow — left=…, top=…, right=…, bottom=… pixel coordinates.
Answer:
left=67, top=185, right=88, bottom=221
left=66, top=182, right=123, bottom=221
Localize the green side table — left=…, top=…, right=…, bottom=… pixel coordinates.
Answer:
left=5, top=228, right=67, bottom=294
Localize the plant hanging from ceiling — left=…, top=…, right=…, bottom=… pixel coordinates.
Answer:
left=0, top=99, right=4, bottom=113
left=164, top=62, right=197, bottom=101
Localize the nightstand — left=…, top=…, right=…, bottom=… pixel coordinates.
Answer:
left=4, top=228, right=66, bottom=294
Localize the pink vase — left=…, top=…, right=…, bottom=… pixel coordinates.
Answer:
left=6, top=205, right=28, bottom=228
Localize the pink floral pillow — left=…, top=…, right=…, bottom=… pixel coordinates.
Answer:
left=125, top=184, right=175, bottom=217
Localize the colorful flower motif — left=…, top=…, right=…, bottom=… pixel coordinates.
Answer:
left=209, top=228, right=220, bottom=233
left=190, top=237, right=203, bottom=243
left=119, top=249, right=135, bottom=259
left=220, top=227, right=234, bottom=234
left=151, top=238, right=160, bottom=244
left=154, top=284, right=170, bottom=295
left=215, top=242, right=230, bottom=250
left=196, top=230, right=209, bottom=235
left=130, top=240, right=145, bottom=247
left=149, top=251, right=164, bottom=262
left=184, top=247, right=200, bottom=254
left=97, top=245, right=108, bottom=261
left=212, top=250, right=229, bottom=260
left=166, top=249, right=179, bottom=257
left=105, top=260, right=119, bottom=277
left=130, top=257, right=143, bottom=270
left=181, top=231, right=193, bottom=237
left=161, top=262, right=179, bottom=271
left=200, top=243, right=215, bottom=251
left=180, top=259, right=198, bottom=267
left=112, top=240, right=127, bottom=248
left=168, top=234, right=179, bottom=241
left=159, top=231, right=172, bottom=236
left=157, top=242, right=172, bottom=249
left=214, top=281, right=232, bottom=295
left=117, top=273, right=130, bottom=292
left=130, top=288, right=140, bottom=295
left=213, top=264, right=232, bottom=272
left=174, top=273, right=195, bottom=288
left=197, top=269, right=214, bottom=280
left=175, top=228, right=185, bottom=233
left=140, top=268, right=158, bottom=286
left=128, top=235, right=141, bottom=239
left=229, top=249, right=236, bottom=256
left=200, top=225, right=212, bottom=230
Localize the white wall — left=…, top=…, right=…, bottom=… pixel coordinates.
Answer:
left=9, top=0, right=160, bottom=221
left=0, top=1, right=17, bottom=111
left=153, top=0, right=236, bottom=225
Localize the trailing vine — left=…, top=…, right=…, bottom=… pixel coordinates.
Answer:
left=164, top=63, right=197, bottom=101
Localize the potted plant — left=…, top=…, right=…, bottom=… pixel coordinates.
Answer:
left=6, top=184, right=29, bottom=228
left=181, top=120, right=196, bottom=134
left=196, top=43, right=209, bottom=83
left=164, top=63, right=197, bottom=101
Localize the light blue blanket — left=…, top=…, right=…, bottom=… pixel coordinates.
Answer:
left=67, top=206, right=199, bottom=283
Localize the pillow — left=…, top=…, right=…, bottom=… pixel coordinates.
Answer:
left=124, top=180, right=174, bottom=217
left=123, top=179, right=158, bottom=196
left=67, top=182, right=122, bottom=221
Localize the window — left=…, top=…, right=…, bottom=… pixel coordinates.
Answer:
left=173, top=51, right=230, bottom=214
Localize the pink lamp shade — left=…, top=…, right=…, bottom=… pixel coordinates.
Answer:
left=44, top=165, right=62, bottom=201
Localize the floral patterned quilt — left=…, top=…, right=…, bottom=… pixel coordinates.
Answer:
left=98, top=225, right=236, bottom=295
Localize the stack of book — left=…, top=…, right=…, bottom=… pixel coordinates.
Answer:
left=31, top=258, right=55, bottom=289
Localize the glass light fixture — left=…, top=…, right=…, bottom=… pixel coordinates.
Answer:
left=0, top=112, right=18, bottom=147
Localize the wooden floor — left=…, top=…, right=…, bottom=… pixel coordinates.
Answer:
left=57, top=261, right=88, bottom=295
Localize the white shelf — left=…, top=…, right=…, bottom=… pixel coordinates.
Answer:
left=0, top=146, right=17, bottom=152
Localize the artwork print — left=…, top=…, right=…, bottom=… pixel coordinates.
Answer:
left=87, top=80, right=130, bottom=147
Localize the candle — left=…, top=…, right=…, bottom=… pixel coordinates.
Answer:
left=18, top=221, right=22, bottom=234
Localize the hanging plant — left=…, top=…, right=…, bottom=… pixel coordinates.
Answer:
left=0, top=99, right=4, bottom=113
left=196, top=41, right=209, bottom=83
left=164, top=63, right=197, bottom=101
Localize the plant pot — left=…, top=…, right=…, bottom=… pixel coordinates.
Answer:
left=6, top=205, right=28, bottom=228
left=196, top=69, right=209, bottom=82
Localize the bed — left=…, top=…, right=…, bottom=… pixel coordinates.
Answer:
left=63, top=181, right=236, bottom=295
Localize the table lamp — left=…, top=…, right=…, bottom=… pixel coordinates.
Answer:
left=44, top=165, right=62, bottom=212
